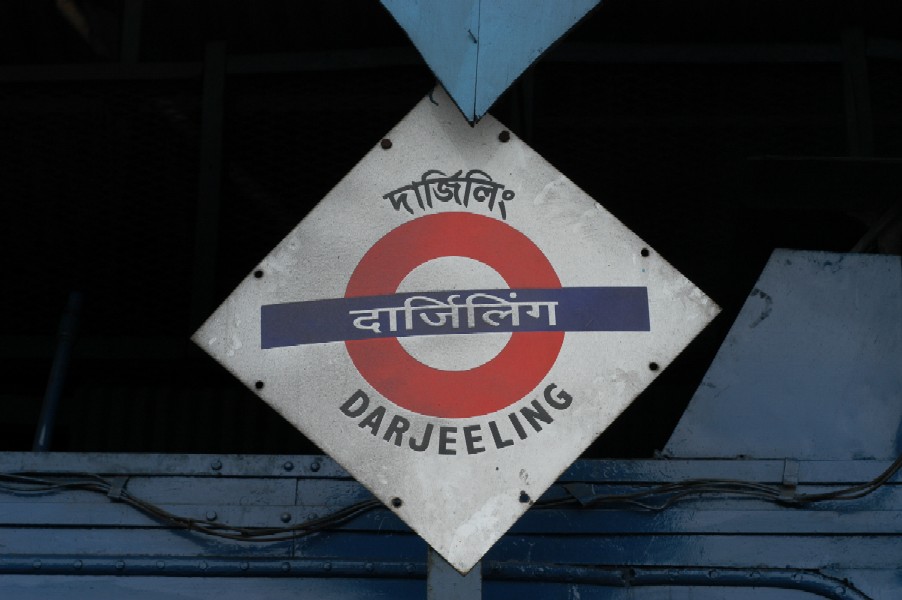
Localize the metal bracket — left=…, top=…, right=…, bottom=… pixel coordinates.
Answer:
left=780, top=459, right=800, bottom=502
left=562, top=482, right=596, bottom=506
left=427, top=548, right=481, bottom=600
left=106, top=476, right=129, bottom=502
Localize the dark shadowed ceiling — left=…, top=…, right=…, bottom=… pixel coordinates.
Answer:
left=1, top=0, right=900, bottom=456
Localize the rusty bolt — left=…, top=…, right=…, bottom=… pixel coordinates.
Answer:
left=498, top=130, right=511, bottom=142
left=380, top=138, right=393, bottom=150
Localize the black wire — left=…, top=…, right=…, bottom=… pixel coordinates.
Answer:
left=0, top=451, right=899, bottom=542
left=538, top=451, right=902, bottom=511
left=0, top=471, right=382, bottom=543
left=791, top=451, right=902, bottom=504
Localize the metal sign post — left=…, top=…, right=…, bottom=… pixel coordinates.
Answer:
left=427, top=550, right=481, bottom=600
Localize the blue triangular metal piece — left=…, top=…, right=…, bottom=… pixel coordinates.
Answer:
left=382, top=0, right=600, bottom=122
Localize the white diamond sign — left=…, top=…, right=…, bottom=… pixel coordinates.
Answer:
left=193, top=86, right=719, bottom=573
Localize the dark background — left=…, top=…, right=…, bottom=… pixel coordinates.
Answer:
left=2, top=0, right=900, bottom=457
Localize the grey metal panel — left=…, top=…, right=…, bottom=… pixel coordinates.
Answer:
left=666, top=249, right=902, bottom=460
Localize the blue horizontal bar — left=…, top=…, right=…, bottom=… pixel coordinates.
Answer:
left=261, top=287, right=649, bottom=348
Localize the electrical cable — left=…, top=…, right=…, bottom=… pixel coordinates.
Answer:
left=538, top=451, right=902, bottom=511
left=0, top=471, right=381, bottom=542
left=0, top=451, right=899, bottom=542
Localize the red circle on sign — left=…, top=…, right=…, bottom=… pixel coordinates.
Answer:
left=344, top=213, right=563, bottom=418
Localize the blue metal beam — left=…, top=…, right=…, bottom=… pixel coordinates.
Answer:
left=0, top=452, right=899, bottom=597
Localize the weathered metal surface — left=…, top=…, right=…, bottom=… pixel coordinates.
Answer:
left=380, top=0, right=600, bottom=121
left=0, top=452, right=900, bottom=598
left=665, top=249, right=902, bottom=460
left=193, top=86, right=718, bottom=572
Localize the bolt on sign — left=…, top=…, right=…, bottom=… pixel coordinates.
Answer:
left=194, top=87, right=719, bottom=573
